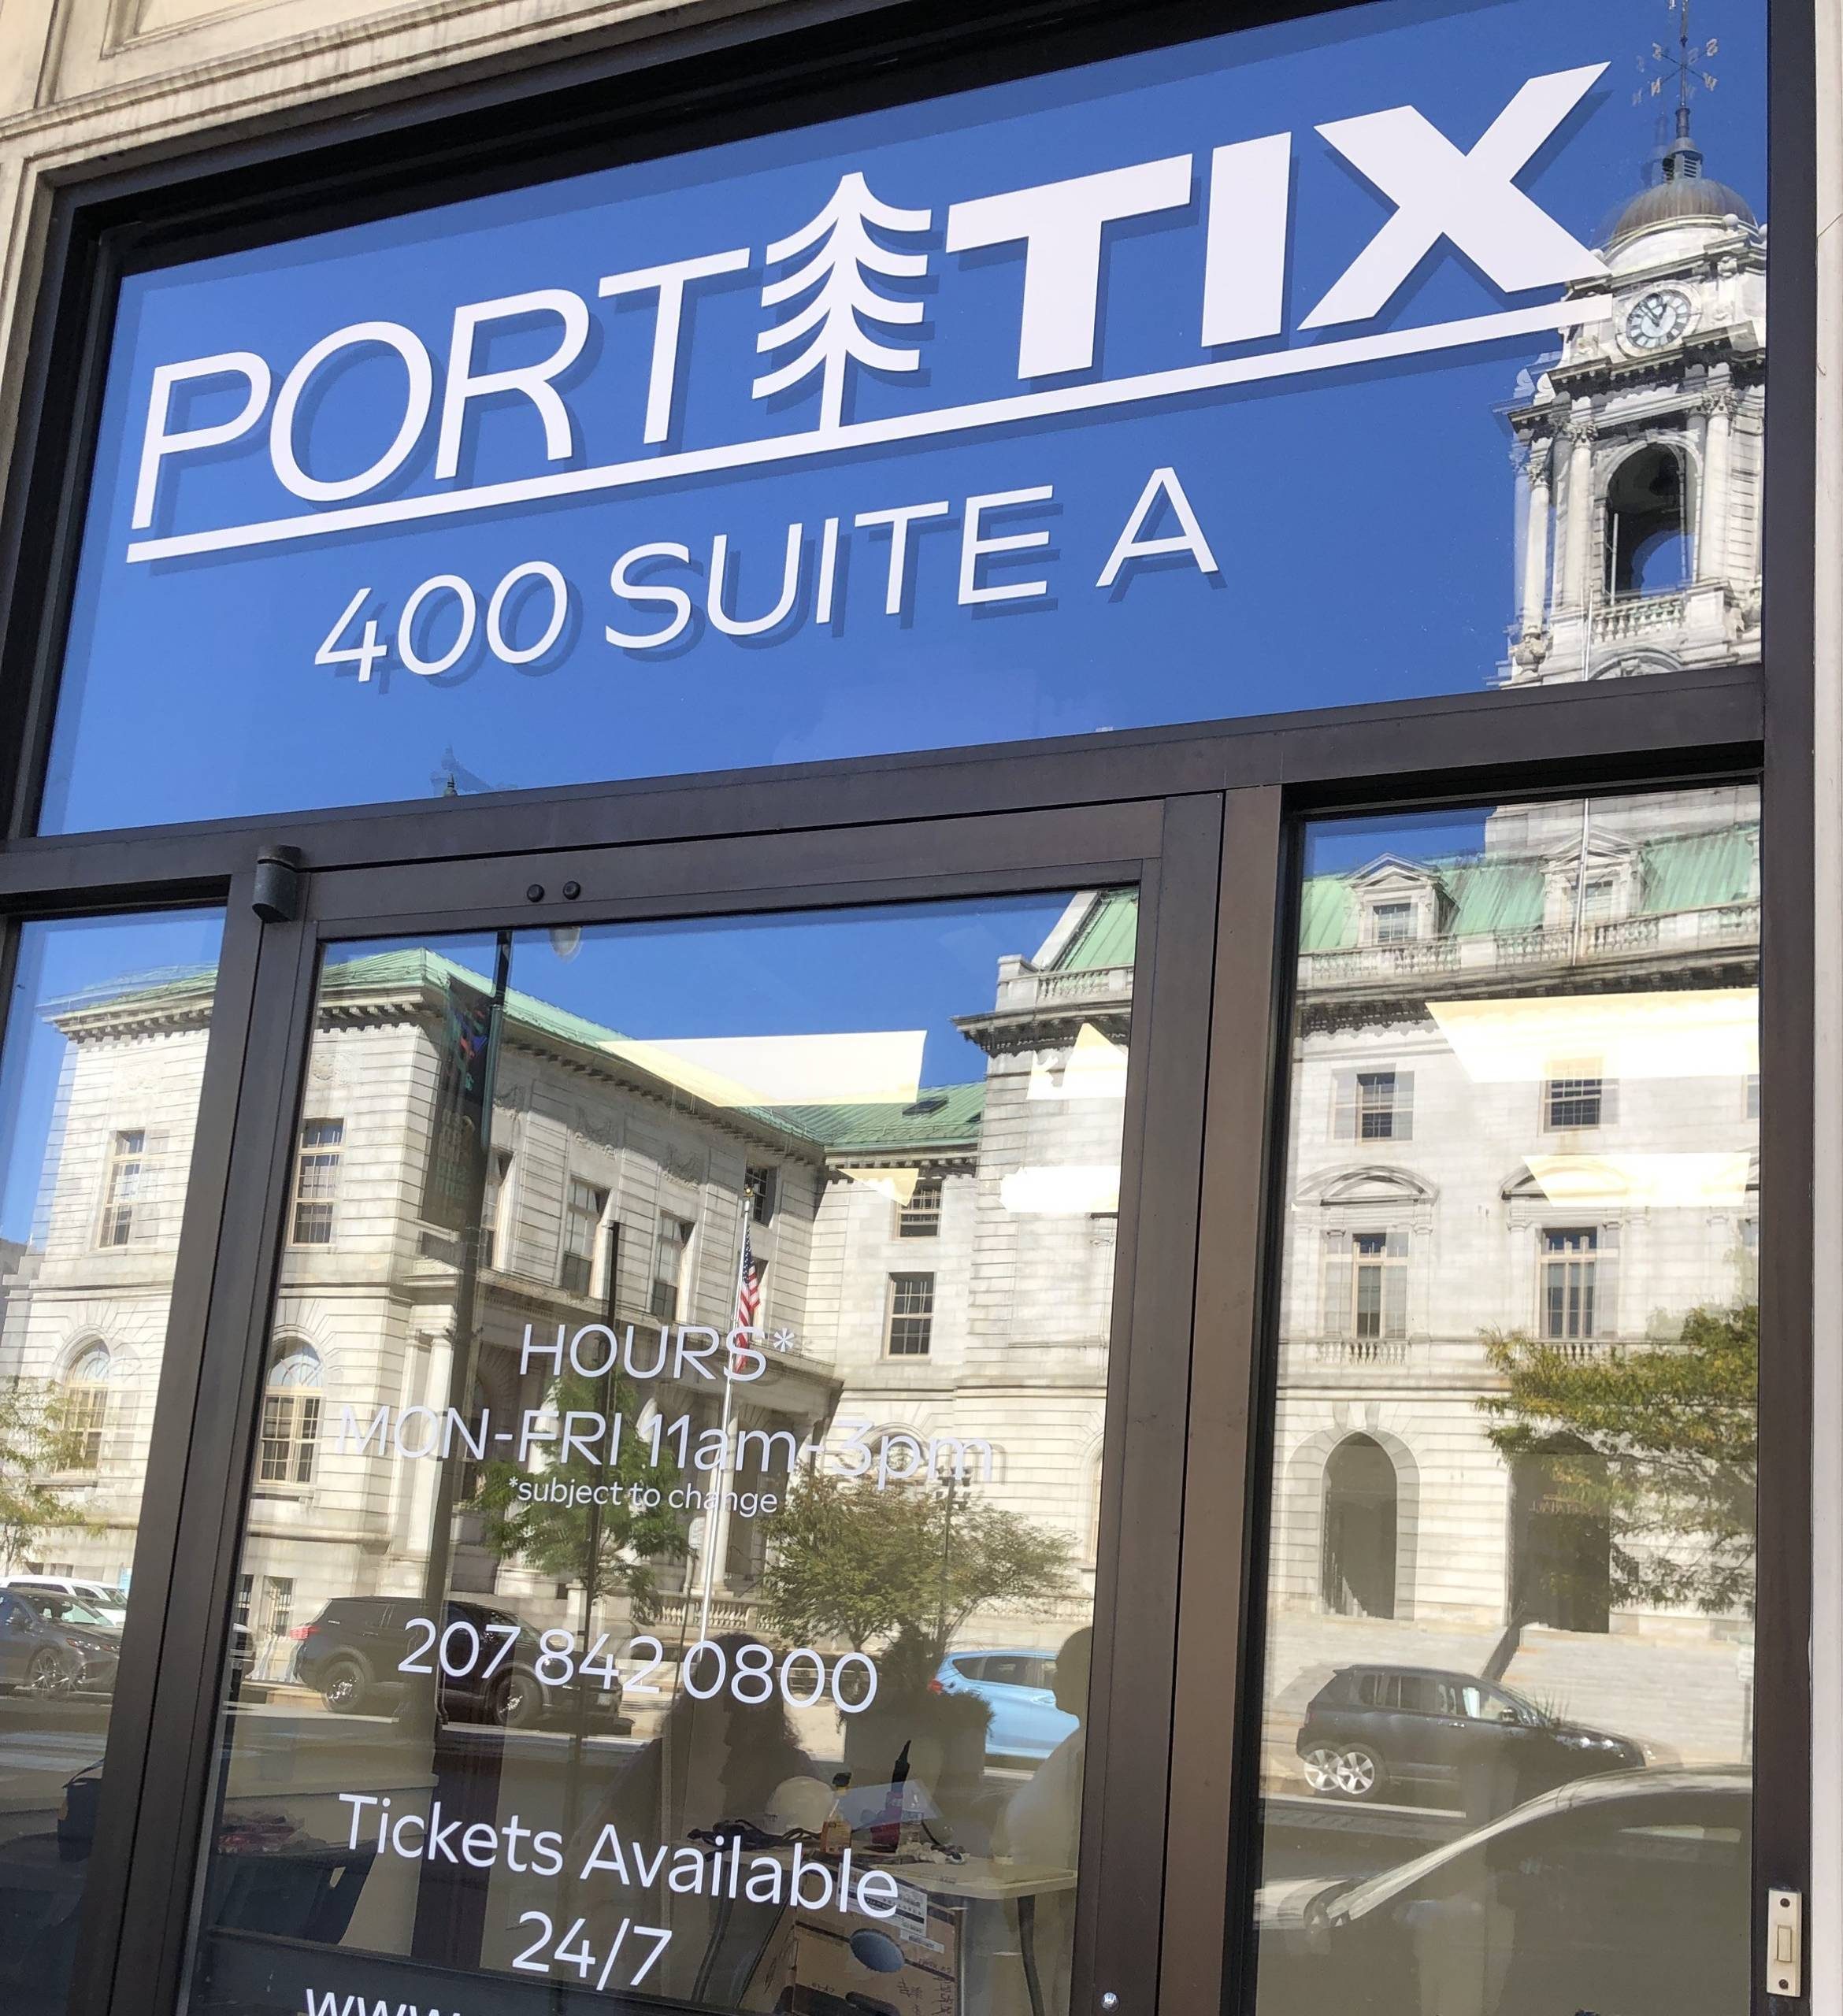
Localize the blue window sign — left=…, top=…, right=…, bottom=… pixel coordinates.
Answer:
left=39, top=0, right=1765, bottom=832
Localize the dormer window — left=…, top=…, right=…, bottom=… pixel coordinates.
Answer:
left=1348, top=856, right=1443, bottom=949
left=1579, top=875, right=1617, bottom=924
left=1540, top=839, right=1638, bottom=932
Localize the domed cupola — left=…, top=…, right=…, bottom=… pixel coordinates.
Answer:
left=1604, top=113, right=1757, bottom=254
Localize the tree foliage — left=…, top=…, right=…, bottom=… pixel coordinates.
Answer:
left=1478, top=1302, right=1757, bottom=1617
left=759, top=1471, right=1077, bottom=1655
left=473, top=1366, right=683, bottom=1625
left=0, top=1379, right=90, bottom=1570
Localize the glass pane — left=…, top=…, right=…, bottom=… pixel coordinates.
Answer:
left=1250, top=787, right=1758, bottom=2016
left=184, top=891, right=1135, bottom=2016
left=40, top=0, right=1765, bottom=834
left=0, top=910, right=224, bottom=2015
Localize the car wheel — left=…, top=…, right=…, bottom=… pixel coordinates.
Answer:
left=1333, top=1744, right=1385, bottom=1800
left=1300, top=1744, right=1346, bottom=1794
left=319, top=1657, right=373, bottom=1715
left=24, top=1648, right=76, bottom=1699
left=492, top=1670, right=540, bottom=1729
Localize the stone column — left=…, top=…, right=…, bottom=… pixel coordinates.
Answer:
left=1700, top=377, right=1736, bottom=587
left=1520, top=435, right=1552, bottom=637
left=1560, top=400, right=1596, bottom=608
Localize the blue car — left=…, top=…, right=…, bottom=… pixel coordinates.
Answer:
left=932, top=1648, right=1077, bottom=1760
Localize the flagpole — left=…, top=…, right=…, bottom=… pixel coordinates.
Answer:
left=695, top=1189, right=753, bottom=1645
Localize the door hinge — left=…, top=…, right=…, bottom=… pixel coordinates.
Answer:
left=1767, top=1888, right=1802, bottom=1999
left=252, top=843, right=305, bottom=924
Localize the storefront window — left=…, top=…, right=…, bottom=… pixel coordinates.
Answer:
left=1247, top=785, right=1759, bottom=2016
left=0, top=910, right=225, bottom=2016
left=39, top=0, right=1765, bottom=833
left=182, top=892, right=1133, bottom=2016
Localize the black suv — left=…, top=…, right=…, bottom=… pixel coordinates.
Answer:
left=290, top=1596, right=624, bottom=1729
left=1296, top=1664, right=1643, bottom=1812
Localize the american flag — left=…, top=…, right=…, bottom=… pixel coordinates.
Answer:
left=732, top=1226, right=761, bottom=1362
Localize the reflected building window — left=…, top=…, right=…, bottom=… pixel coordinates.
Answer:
left=650, top=1213, right=693, bottom=1321
left=258, top=1343, right=322, bottom=1486
left=289, top=1118, right=344, bottom=1245
left=261, top=1576, right=293, bottom=1641
left=1579, top=873, right=1619, bottom=924
left=886, top=1271, right=935, bottom=1356
left=64, top=1342, right=116, bottom=1470
left=898, top=1172, right=943, bottom=1237
left=97, top=1128, right=147, bottom=1247
left=1371, top=901, right=1414, bottom=943
left=1322, top=1433, right=1398, bottom=1618
left=1541, top=1227, right=1603, bottom=1343
left=1511, top=1438, right=1612, bottom=1633
left=1544, top=1071, right=1608, bottom=1130
left=1334, top=1068, right=1413, bottom=1142
left=561, top=1179, right=606, bottom=1296
left=480, top=1149, right=512, bottom=1269
left=1322, top=1230, right=1408, bottom=1343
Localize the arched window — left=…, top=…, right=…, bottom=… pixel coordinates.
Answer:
left=1605, top=443, right=1692, bottom=598
left=64, top=1343, right=117, bottom=1471
left=1321, top=1433, right=1397, bottom=1618
left=260, top=1342, right=322, bottom=1485
left=1511, top=1436, right=1611, bottom=1633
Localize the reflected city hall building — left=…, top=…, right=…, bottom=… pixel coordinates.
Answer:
left=2, top=120, right=1766, bottom=2001
left=0, top=4, right=1804, bottom=2016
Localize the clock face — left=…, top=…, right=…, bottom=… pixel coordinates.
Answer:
left=1622, top=288, right=1693, bottom=351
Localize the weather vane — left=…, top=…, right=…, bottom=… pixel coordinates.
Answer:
left=1633, top=0, right=1719, bottom=126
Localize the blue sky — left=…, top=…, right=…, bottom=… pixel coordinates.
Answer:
left=37, top=0, right=1767, bottom=833
left=0, top=895, right=1077, bottom=1244
left=1304, top=808, right=1493, bottom=876
left=366, top=892, right=1080, bottom=1088
left=0, top=912, right=224, bottom=1246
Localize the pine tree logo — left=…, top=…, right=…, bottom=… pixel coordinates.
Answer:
left=753, top=172, right=932, bottom=433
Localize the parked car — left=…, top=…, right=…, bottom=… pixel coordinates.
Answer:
left=0, top=1577, right=128, bottom=1629
left=1255, top=1767, right=1748, bottom=2016
left=1296, top=1665, right=1644, bottom=1810
left=289, top=1596, right=623, bottom=1729
left=0, top=1590, right=119, bottom=1698
left=13, top=1591, right=121, bottom=1639
left=931, top=1649, right=1077, bottom=1760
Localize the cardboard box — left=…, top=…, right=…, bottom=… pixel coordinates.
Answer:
left=742, top=1886, right=960, bottom=2016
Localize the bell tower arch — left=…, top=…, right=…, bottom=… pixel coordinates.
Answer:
left=1502, top=103, right=1764, bottom=687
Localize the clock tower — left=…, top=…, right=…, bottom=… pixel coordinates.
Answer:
left=1500, top=103, right=1764, bottom=687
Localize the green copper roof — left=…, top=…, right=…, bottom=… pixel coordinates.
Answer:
left=1642, top=828, right=1756, bottom=913
left=765, top=1081, right=986, bottom=1154
left=1300, top=826, right=1758, bottom=951
left=318, top=953, right=996, bottom=1154
left=1053, top=889, right=1138, bottom=971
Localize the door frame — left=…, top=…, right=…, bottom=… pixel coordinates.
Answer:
left=0, top=0, right=1808, bottom=2010
left=108, top=792, right=1248, bottom=2016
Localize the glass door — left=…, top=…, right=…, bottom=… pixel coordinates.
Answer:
left=1233, top=783, right=1762, bottom=2016
left=132, top=799, right=1226, bottom=2016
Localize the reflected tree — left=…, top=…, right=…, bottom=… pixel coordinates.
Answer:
left=0, top=1380, right=88, bottom=1570
left=761, top=1470, right=1077, bottom=1655
left=1480, top=1302, right=1757, bottom=1617
left=474, top=1366, right=683, bottom=1629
